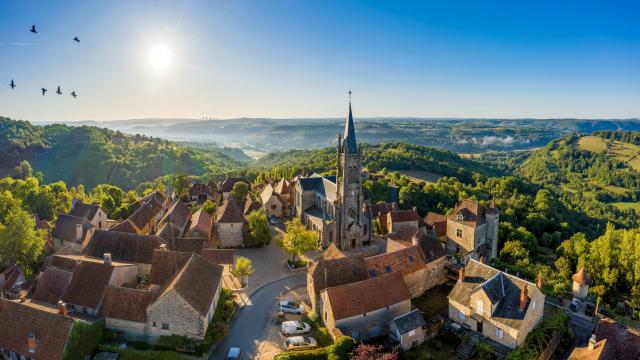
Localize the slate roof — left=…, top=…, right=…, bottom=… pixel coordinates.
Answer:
left=127, top=191, right=165, bottom=230
left=155, top=254, right=223, bottom=316
left=52, top=214, right=94, bottom=243
left=448, top=259, right=543, bottom=330
left=200, top=248, right=235, bottom=266
left=308, top=246, right=368, bottom=296
left=595, top=317, right=640, bottom=360
left=0, top=298, right=75, bottom=360
left=425, top=212, right=447, bottom=237
left=392, top=309, right=427, bottom=335
left=149, top=250, right=192, bottom=285
left=84, top=230, right=165, bottom=264
left=100, top=286, right=156, bottom=322
left=323, top=272, right=410, bottom=321
left=365, top=246, right=426, bottom=278
left=69, top=202, right=101, bottom=221
left=217, top=197, right=245, bottom=223
left=448, top=199, right=487, bottom=228
left=342, top=102, right=358, bottom=154
left=298, top=176, right=337, bottom=202
left=219, top=178, right=249, bottom=193
left=110, top=219, right=137, bottom=233
left=32, top=266, right=73, bottom=304
left=573, top=267, right=593, bottom=286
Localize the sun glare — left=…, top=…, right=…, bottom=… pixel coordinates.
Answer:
left=148, top=44, right=172, bottom=72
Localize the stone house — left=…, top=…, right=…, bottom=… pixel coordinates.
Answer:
left=33, top=254, right=137, bottom=316
left=99, top=286, right=157, bottom=341
left=424, top=212, right=447, bottom=241
left=572, top=267, right=592, bottom=300
left=320, top=271, right=412, bottom=341
left=370, top=202, right=399, bottom=233
left=260, top=178, right=293, bottom=218
left=155, top=200, right=192, bottom=242
left=69, top=201, right=108, bottom=229
left=188, top=182, right=218, bottom=204
left=0, top=298, right=75, bottom=360
left=213, top=197, right=245, bottom=248
left=184, top=208, right=212, bottom=240
left=115, top=191, right=167, bottom=235
left=219, top=178, right=250, bottom=201
left=448, top=259, right=545, bottom=349
left=383, top=209, right=422, bottom=234
left=83, top=229, right=165, bottom=278
left=307, top=244, right=368, bottom=315
left=52, top=214, right=95, bottom=251
left=446, top=200, right=499, bottom=261
left=389, top=309, right=427, bottom=351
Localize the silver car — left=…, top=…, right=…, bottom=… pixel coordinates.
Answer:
left=281, top=320, right=311, bottom=335
left=279, top=300, right=304, bottom=314
left=284, top=336, right=318, bottom=351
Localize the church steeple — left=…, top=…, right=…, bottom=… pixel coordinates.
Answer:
left=343, top=96, right=358, bottom=154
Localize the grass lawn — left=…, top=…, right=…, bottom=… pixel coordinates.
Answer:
left=402, top=331, right=460, bottom=360
left=412, top=284, right=452, bottom=319
left=578, top=135, right=640, bottom=171
left=612, top=202, right=640, bottom=212
left=397, top=170, right=443, bottom=185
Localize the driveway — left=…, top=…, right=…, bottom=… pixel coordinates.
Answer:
left=209, top=273, right=306, bottom=360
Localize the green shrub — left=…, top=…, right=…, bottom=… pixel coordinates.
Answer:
left=62, top=319, right=104, bottom=360
left=329, top=336, right=356, bottom=359
left=97, top=344, right=186, bottom=360
left=274, top=336, right=356, bottom=360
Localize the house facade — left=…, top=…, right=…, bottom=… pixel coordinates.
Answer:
left=69, top=201, right=108, bottom=229
left=445, top=200, right=499, bottom=261
left=214, top=198, right=244, bottom=248
left=448, top=259, right=545, bottom=349
left=389, top=309, right=427, bottom=351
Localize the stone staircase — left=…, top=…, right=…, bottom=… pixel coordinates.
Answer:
left=455, top=334, right=479, bottom=360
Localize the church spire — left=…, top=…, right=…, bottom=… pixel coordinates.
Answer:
left=343, top=90, right=357, bottom=154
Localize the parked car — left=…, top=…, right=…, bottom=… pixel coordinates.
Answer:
left=281, top=320, right=311, bottom=335
left=284, top=336, right=318, bottom=351
left=269, top=215, right=278, bottom=225
left=585, top=303, right=595, bottom=317
left=570, top=298, right=580, bottom=312
left=225, top=347, right=242, bottom=359
left=280, top=300, right=304, bottom=314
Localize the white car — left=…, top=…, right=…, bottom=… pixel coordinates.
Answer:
left=281, top=320, right=311, bottom=335
left=284, top=336, right=318, bottom=351
left=279, top=300, right=304, bottom=314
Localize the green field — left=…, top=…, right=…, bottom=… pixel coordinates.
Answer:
left=612, top=202, right=640, bottom=212
left=578, top=136, right=640, bottom=171
left=398, top=170, right=443, bottom=184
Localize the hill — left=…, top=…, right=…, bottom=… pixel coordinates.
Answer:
left=0, top=117, right=243, bottom=189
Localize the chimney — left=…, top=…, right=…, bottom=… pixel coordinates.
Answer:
left=537, top=272, right=543, bottom=289
left=26, top=332, right=38, bottom=353
left=75, top=223, right=83, bottom=242
left=479, top=255, right=485, bottom=264
left=103, top=253, right=112, bottom=265
left=57, top=301, right=68, bottom=316
left=458, top=267, right=465, bottom=283
left=412, top=206, right=417, bottom=212
left=588, top=334, right=596, bottom=350
left=519, top=284, right=529, bottom=311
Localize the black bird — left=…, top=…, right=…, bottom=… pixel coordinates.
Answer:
left=71, top=91, right=77, bottom=98
left=56, top=86, right=62, bottom=95
left=9, top=80, right=15, bottom=89
left=41, top=88, right=47, bottom=96
left=73, top=37, right=80, bottom=43
left=30, top=25, right=37, bottom=34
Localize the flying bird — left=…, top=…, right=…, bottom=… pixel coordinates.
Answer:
left=56, top=86, right=62, bottom=95
left=73, top=37, right=80, bottom=43
left=41, top=88, right=47, bottom=96
left=9, top=80, right=15, bottom=89
left=30, top=25, right=37, bottom=34
left=71, top=91, right=77, bottom=98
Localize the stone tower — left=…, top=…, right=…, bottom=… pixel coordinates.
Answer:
left=335, top=101, right=371, bottom=250
left=486, top=200, right=500, bottom=259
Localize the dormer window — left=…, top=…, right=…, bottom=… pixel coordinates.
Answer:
left=456, top=228, right=463, bottom=238
left=456, top=214, right=463, bottom=222
left=26, top=332, right=38, bottom=353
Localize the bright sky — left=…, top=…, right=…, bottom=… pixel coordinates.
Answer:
left=1, top=0, right=639, bottom=121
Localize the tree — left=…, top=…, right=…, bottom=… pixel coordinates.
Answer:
left=231, top=182, right=249, bottom=202
left=13, top=160, right=33, bottom=179
left=172, top=174, right=191, bottom=200
left=277, top=218, right=319, bottom=263
left=0, top=193, right=45, bottom=275
left=232, top=256, right=255, bottom=287
left=202, top=199, right=217, bottom=215
left=246, top=210, right=271, bottom=246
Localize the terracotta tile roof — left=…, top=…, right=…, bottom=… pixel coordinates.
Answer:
left=573, top=267, right=593, bottom=286
left=0, top=298, right=74, bottom=360
left=185, top=208, right=212, bottom=238
left=100, top=286, right=156, bottom=322
left=448, top=199, right=487, bottom=228
left=0, top=264, right=25, bottom=293
left=200, top=249, right=235, bottom=265
left=50, top=254, right=80, bottom=271
left=127, top=192, right=164, bottom=230
left=149, top=250, right=192, bottom=285
left=217, top=197, right=245, bottom=223
left=308, top=250, right=368, bottom=296
left=323, top=272, right=411, bottom=320
left=155, top=255, right=223, bottom=316
left=69, top=202, right=102, bottom=221
left=425, top=212, right=447, bottom=237
left=52, top=214, right=94, bottom=243
left=167, top=237, right=207, bottom=253
left=189, top=182, right=217, bottom=197
left=371, top=202, right=399, bottom=217
left=260, top=184, right=275, bottom=206
left=62, top=261, right=115, bottom=309
left=387, top=229, right=418, bottom=243
left=386, top=230, right=446, bottom=264
left=568, top=339, right=614, bottom=360
left=32, top=266, right=73, bottom=304
left=110, top=219, right=138, bottom=233
left=244, top=196, right=261, bottom=215
left=365, top=246, right=426, bottom=278
left=219, top=178, right=249, bottom=193
left=389, top=209, right=421, bottom=223
left=84, top=229, right=165, bottom=264
left=595, top=317, right=640, bottom=360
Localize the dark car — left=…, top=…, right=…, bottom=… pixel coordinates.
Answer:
left=225, top=347, right=242, bottom=359
left=585, top=303, right=595, bottom=317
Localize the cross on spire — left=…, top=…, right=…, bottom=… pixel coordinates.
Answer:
left=348, top=89, right=352, bottom=101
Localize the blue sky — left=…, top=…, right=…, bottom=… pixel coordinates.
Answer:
left=1, top=0, right=639, bottom=121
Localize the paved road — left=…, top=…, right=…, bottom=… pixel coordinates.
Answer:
left=560, top=312, right=596, bottom=359
left=210, top=273, right=306, bottom=360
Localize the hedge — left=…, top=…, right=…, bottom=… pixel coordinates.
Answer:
left=98, top=344, right=186, bottom=360
left=61, top=319, right=104, bottom=360
left=274, top=336, right=356, bottom=360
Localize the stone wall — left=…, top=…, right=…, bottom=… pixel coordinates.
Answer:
left=105, top=317, right=146, bottom=341
left=263, top=196, right=283, bottom=218
left=217, top=222, right=243, bottom=248
left=403, top=257, right=447, bottom=298
left=146, top=291, right=206, bottom=340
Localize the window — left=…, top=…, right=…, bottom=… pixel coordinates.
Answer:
left=456, top=228, right=463, bottom=238
left=496, top=328, right=504, bottom=339
left=385, top=265, right=392, bottom=273
left=152, top=321, right=157, bottom=327
left=408, top=329, right=416, bottom=337
left=271, top=204, right=276, bottom=210
left=456, top=214, right=463, bottom=221
left=458, top=311, right=465, bottom=320
left=162, top=323, right=169, bottom=330
left=362, top=312, right=367, bottom=317
left=324, top=312, right=327, bottom=321
left=476, top=300, right=484, bottom=315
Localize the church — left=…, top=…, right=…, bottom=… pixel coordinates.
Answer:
left=293, top=100, right=372, bottom=250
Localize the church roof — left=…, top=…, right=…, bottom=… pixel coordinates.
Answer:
left=343, top=102, right=358, bottom=154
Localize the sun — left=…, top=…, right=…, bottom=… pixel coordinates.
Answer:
left=147, top=44, right=172, bottom=72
